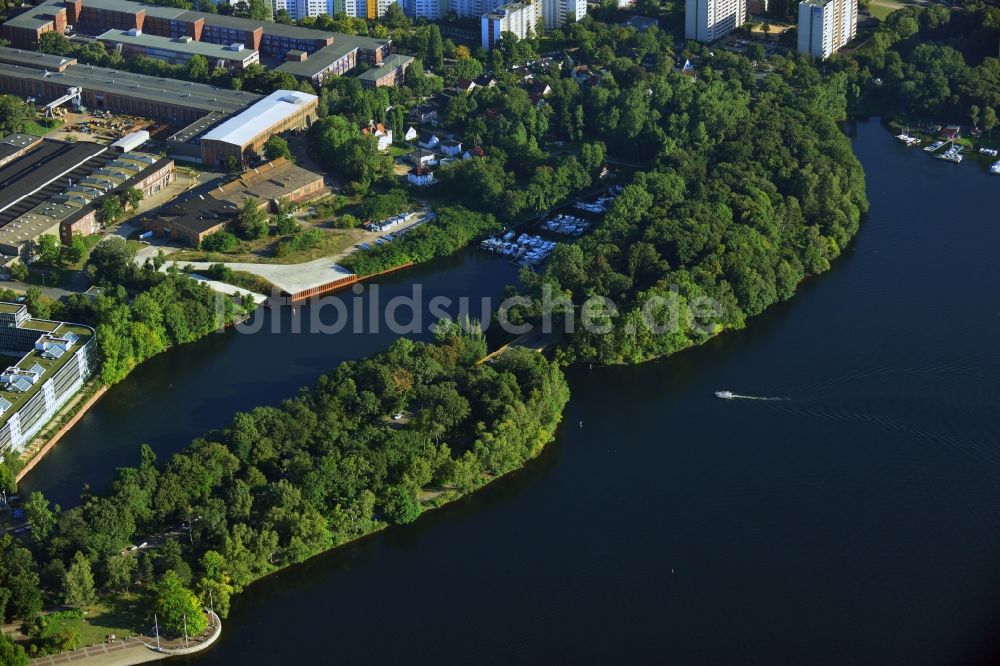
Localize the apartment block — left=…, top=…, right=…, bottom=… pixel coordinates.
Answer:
left=684, top=0, right=746, bottom=42
left=797, top=0, right=856, bottom=58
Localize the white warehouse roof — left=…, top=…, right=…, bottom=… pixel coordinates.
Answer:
left=200, top=89, right=317, bottom=148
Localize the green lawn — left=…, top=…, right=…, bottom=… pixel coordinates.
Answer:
left=47, top=595, right=150, bottom=647
left=389, top=144, right=414, bottom=159
left=23, top=118, right=64, bottom=137
left=868, top=1, right=900, bottom=20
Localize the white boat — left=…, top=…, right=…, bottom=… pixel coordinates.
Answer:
left=991, top=160, right=1000, bottom=174
left=935, top=146, right=963, bottom=163
left=924, top=140, right=946, bottom=152
left=715, top=390, right=735, bottom=399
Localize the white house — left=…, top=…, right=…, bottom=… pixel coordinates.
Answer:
left=409, top=148, right=437, bottom=166
left=440, top=139, right=463, bottom=156
left=404, top=126, right=418, bottom=141
left=362, top=122, right=393, bottom=151
left=418, top=133, right=441, bottom=150
left=407, top=165, right=435, bottom=186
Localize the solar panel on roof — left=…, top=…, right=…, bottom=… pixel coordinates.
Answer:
left=0, top=397, right=11, bottom=413
left=12, top=378, right=31, bottom=392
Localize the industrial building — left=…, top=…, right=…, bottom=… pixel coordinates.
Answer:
left=3, top=0, right=392, bottom=84
left=0, top=48, right=260, bottom=123
left=275, top=33, right=390, bottom=85
left=208, top=157, right=325, bottom=210
left=198, top=89, right=318, bottom=168
left=357, top=54, right=414, bottom=88
left=0, top=134, right=42, bottom=168
left=0, top=0, right=67, bottom=49
left=0, top=137, right=173, bottom=256
left=0, top=303, right=96, bottom=462
left=685, top=0, right=746, bottom=42
left=61, top=0, right=340, bottom=57
left=141, top=195, right=235, bottom=246
left=141, top=157, right=324, bottom=245
left=797, top=0, right=857, bottom=59
left=97, top=27, right=261, bottom=71
left=0, top=47, right=76, bottom=72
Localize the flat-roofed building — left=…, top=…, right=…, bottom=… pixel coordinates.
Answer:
left=482, top=2, right=537, bottom=51
left=142, top=195, right=235, bottom=246
left=65, top=0, right=189, bottom=35
left=208, top=157, right=325, bottom=210
left=0, top=142, right=173, bottom=254
left=0, top=303, right=96, bottom=462
left=98, top=28, right=260, bottom=71
left=358, top=53, right=413, bottom=88
left=199, top=89, right=318, bottom=167
left=797, top=0, right=856, bottom=59
left=0, top=134, right=42, bottom=168
left=542, top=0, right=585, bottom=29
left=0, top=47, right=76, bottom=72
left=0, top=58, right=260, bottom=123
left=685, top=0, right=746, bottom=42
left=275, top=34, right=390, bottom=85
left=0, top=0, right=67, bottom=48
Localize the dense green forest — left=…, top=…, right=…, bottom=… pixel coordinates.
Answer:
left=400, top=22, right=865, bottom=364
left=836, top=1, right=1000, bottom=125
left=1, top=329, right=568, bottom=655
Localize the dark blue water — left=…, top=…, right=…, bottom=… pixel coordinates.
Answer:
left=26, top=120, right=1000, bottom=664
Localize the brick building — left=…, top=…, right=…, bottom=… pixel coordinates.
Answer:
left=198, top=90, right=318, bottom=168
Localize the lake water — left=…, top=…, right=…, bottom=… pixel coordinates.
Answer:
left=24, top=120, right=1000, bottom=664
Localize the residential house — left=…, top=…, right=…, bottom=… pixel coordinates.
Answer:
left=439, top=139, right=463, bottom=156
left=473, top=74, right=498, bottom=88
left=412, top=104, right=438, bottom=125
left=462, top=146, right=485, bottom=160
left=409, top=147, right=437, bottom=166
left=455, top=78, right=477, bottom=94
left=571, top=64, right=602, bottom=84
left=939, top=125, right=961, bottom=140
left=362, top=122, right=393, bottom=151
left=418, top=133, right=441, bottom=150
left=528, top=81, right=552, bottom=106
left=407, top=165, right=435, bottom=186
left=404, top=126, right=418, bottom=141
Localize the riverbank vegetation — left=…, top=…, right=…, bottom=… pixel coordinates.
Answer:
left=21, top=237, right=244, bottom=385
left=2, top=328, right=568, bottom=656
left=837, top=1, right=1000, bottom=127
left=342, top=206, right=501, bottom=275
left=448, top=24, right=865, bottom=364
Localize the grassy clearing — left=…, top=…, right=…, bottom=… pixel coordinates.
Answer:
left=46, top=595, right=149, bottom=647
left=23, top=118, right=64, bottom=137
left=172, top=226, right=361, bottom=265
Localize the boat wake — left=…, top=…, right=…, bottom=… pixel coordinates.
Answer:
left=715, top=390, right=785, bottom=401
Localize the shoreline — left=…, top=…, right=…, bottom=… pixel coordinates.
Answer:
left=25, top=409, right=563, bottom=666
left=16, top=383, right=108, bottom=484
